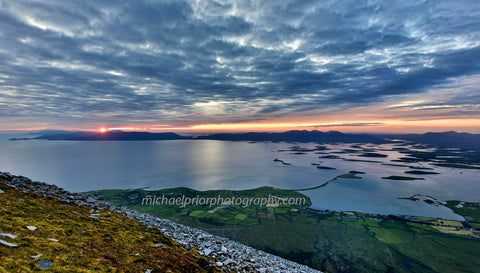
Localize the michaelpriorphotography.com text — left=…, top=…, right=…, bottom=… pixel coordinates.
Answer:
left=141, top=194, right=306, bottom=208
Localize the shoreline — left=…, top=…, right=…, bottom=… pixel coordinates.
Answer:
left=0, top=171, right=321, bottom=273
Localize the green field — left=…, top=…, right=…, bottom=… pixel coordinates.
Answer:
left=87, top=185, right=480, bottom=273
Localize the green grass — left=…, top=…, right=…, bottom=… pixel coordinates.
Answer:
left=0, top=183, right=221, bottom=273
left=189, top=210, right=205, bottom=217
left=394, top=235, right=480, bottom=273
left=234, top=213, right=248, bottom=221
left=90, top=187, right=480, bottom=273
left=446, top=201, right=480, bottom=222
left=370, top=227, right=414, bottom=244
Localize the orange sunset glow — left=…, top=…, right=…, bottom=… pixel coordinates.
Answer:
left=0, top=1, right=479, bottom=136
left=79, top=117, right=480, bottom=134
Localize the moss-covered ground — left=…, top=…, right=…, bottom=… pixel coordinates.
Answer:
left=0, top=183, right=221, bottom=273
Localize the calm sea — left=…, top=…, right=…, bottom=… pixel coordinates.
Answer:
left=1, top=136, right=479, bottom=220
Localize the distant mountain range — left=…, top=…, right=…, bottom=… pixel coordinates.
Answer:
left=9, top=130, right=189, bottom=141
left=383, top=131, right=480, bottom=147
left=9, top=130, right=480, bottom=147
left=196, top=130, right=387, bottom=143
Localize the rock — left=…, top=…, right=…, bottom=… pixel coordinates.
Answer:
left=223, top=258, right=235, bottom=265
left=89, top=214, right=101, bottom=218
left=0, top=239, right=18, bottom=247
left=37, top=259, right=53, bottom=270
left=31, top=254, right=43, bottom=259
left=215, top=262, right=223, bottom=267
left=0, top=172, right=12, bottom=180
left=48, top=238, right=58, bottom=242
left=145, top=270, right=152, bottom=273
left=26, top=226, right=37, bottom=231
left=154, top=243, right=164, bottom=247
left=221, top=245, right=227, bottom=252
left=0, top=233, right=17, bottom=239
left=0, top=189, right=4, bottom=193
left=203, top=248, right=213, bottom=256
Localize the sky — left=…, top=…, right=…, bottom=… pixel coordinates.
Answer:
left=0, top=0, right=479, bottom=133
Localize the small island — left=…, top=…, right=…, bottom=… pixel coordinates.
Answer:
left=382, top=176, right=425, bottom=181
left=337, top=173, right=362, bottom=179
left=404, top=170, right=440, bottom=175
left=273, top=158, right=291, bottom=165
left=318, top=155, right=340, bottom=159
left=349, top=170, right=366, bottom=174
left=358, top=152, right=388, bottom=158
left=316, top=166, right=336, bottom=170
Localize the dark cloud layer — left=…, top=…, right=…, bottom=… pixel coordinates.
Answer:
left=0, top=0, right=479, bottom=127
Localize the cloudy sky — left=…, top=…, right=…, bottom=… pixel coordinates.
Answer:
left=0, top=0, right=479, bottom=133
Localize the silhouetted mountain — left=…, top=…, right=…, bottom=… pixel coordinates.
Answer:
left=10, top=130, right=480, bottom=147
left=10, top=131, right=190, bottom=141
left=29, top=129, right=72, bottom=135
left=196, top=130, right=388, bottom=143
left=384, top=131, right=480, bottom=147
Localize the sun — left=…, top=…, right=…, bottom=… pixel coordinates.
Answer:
left=99, top=127, right=107, bottom=133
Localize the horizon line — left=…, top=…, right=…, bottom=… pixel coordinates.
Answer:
left=1, top=128, right=478, bottom=136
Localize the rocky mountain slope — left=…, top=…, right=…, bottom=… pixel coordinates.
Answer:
left=0, top=172, right=320, bottom=273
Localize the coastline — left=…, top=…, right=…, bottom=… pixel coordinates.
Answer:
left=0, top=171, right=321, bottom=273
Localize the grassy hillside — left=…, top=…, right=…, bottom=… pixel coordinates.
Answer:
left=0, top=182, right=221, bottom=273
left=89, top=186, right=480, bottom=273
